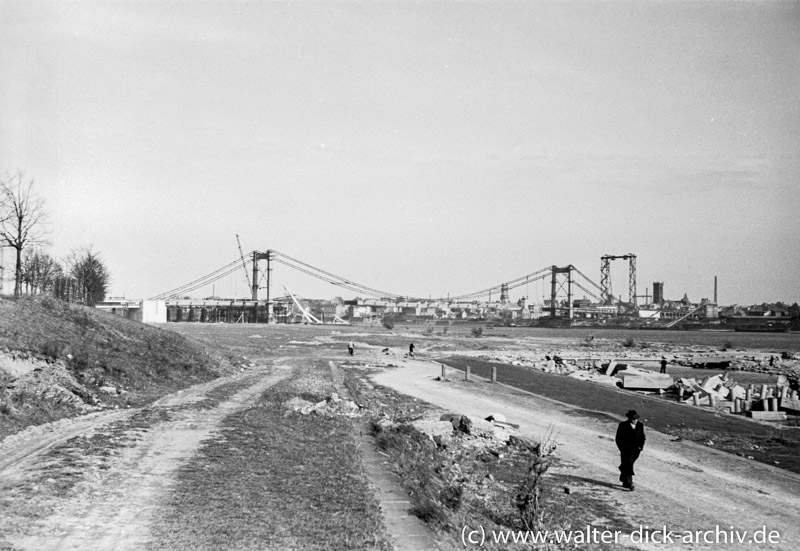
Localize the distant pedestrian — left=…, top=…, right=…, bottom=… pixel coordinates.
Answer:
left=409, top=342, right=415, bottom=357
left=769, top=355, right=775, bottom=367
left=347, top=340, right=355, bottom=356
left=660, top=357, right=667, bottom=374
left=615, top=410, right=646, bottom=491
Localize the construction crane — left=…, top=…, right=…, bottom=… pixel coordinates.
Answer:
left=235, top=234, right=252, bottom=295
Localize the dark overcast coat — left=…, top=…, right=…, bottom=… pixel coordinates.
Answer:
left=615, top=420, right=646, bottom=452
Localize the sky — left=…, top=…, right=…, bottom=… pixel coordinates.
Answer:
left=1, top=0, right=798, bottom=306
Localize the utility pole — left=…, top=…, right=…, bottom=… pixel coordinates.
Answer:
left=251, top=251, right=259, bottom=301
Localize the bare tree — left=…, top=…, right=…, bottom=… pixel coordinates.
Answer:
left=67, top=247, right=110, bottom=306
left=21, top=247, right=62, bottom=295
left=0, top=172, right=48, bottom=296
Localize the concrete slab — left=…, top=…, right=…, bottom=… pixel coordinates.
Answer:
left=747, top=411, right=788, bottom=421
left=622, top=373, right=673, bottom=390
left=780, top=397, right=800, bottom=414
left=691, top=354, right=735, bottom=368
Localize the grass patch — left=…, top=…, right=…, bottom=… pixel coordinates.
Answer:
left=0, top=296, right=221, bottom=440
left=149, top=376, right=391, bottom=551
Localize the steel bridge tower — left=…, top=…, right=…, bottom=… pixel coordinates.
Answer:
left=600, top=254, right=637, bottom=306
left=251, top=250, right=273, bottom=318
left=550, top=265, right=573, bottom=319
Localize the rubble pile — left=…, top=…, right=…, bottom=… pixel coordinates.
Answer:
left=674, top=372, right=800, bottom=421
left=674, top=352, right=800, bottom=376
left=284, top=392, right=361, bottom=417
left=1, top=352, right=102, bottom=416
left=374, top=410, right=521, bottom=452
left=408, top=412, right=520, bottom=451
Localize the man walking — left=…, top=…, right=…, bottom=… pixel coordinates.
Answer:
left=615, top=410, right=646, bottom=491
left=347, top=340, right=355, bottom=356
left=660, top=357, right=667, bottom=374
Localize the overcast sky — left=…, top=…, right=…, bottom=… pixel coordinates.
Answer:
left=1, top=1, right=798, bottom=305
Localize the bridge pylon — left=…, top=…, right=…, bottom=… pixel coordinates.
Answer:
left=550, top=266, right=574, bottom=319
left=600, top=254, right=637, bottom=306
left=251, top=251, right=273, bottom=317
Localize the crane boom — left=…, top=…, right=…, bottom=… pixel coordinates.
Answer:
left=236, top=234, right=252, bottom=292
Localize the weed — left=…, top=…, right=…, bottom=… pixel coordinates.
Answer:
left=722, top=340, right=734, bottom=351
left=39, top=340, right=65, bottom=360
left=471, top=326, right=484, bottom=338
left=66, top=347, right=91, bottom=372
left=381, top=318, right=394, bottom=330
left=515, top=426, right=557, bottom=530
left=622, top=337, right=635, bottom=348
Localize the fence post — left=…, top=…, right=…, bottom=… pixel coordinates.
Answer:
left=491, top=366, right=497, bottom=383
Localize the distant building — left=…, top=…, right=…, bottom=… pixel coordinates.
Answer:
left=96, top=298, right=167, bottom=324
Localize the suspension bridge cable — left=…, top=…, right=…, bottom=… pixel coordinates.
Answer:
left=149, top=259, right=246, bottom=300
left=152, top=249, right=599, bottom=306
left=160, top=266, right=243, bottom=300
left=571, top=266, right=603, bottom=292
left=572, top=280, right=602, bottom=303
left=446, top=267, right=553, bottom=301
left=273, top=257, right=407, bottom=299
left=272, top=250, right=405, bottom=299
left=270, top=249, right=409, bottom=299
left=149, top=259, right=244, bottom=300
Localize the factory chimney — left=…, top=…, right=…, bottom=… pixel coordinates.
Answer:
left=714, top=276, right=718, bottom=305
left=653, top=281, right=664, bottom=306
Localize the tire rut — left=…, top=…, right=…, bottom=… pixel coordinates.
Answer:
left=2, top=366, right=289, bottom=551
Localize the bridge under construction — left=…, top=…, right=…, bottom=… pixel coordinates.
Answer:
left=144, top=249, right=664, bottom=325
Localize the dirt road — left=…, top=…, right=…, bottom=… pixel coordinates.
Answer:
left=3, top=323, right=799, bottom=551
left=373, top=360, right=800, bottom=550
left=0, top=364, right=289, bottom=551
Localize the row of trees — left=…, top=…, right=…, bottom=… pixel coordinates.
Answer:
left=1, top=171, right=110, bottom=306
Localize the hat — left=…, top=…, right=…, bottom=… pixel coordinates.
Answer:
left=626, top=410, right=640, bottom=420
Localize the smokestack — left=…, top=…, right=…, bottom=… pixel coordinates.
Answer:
left=714, top=276, right=718, bottom=305
left=653, top=282, right=664, bottom=306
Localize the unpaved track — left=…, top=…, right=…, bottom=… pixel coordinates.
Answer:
left=1, top=364, right=289, bottom=551
left=374, top=360, right=800, bottom=551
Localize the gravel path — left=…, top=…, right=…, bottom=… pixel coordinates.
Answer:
left=373, top=360, right=800, bottom=550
